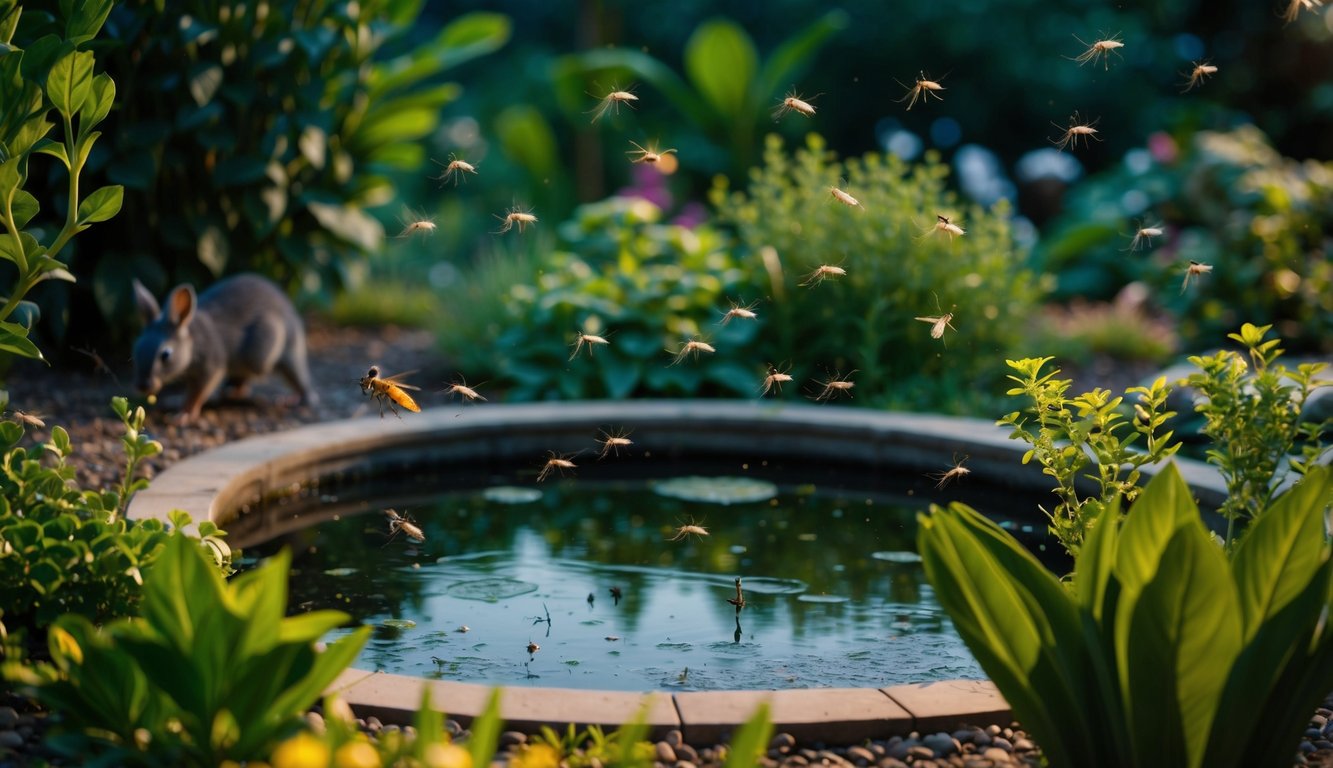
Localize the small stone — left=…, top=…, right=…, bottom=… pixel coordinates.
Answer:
left=676, top=743, right=700, bottom=763
left=0, top=707, right=18, bottom=729
left=677, top=762, right=697, bottom=768
left=952, top=729, right=978, bottom=745
left=784, top=755, right=810, bottom=767
left=304, top=711, right=325, bottom=735
left=982, top=747, right=1011, bottom=762
left=1011, top=738, right=1035, bottom=752
left=665, top=729, right=684, bottom=748
left=1308, top=728, right=1323, bottom=739
left=771, top=733, right=797, bottom=752
left=990, top=737, right=1013, bottom=752
left=499, top=731, right=527, bottom=749
left=655, top=741, right=677, bottom=763
left=1316, top=740, right=1333, bottom=750
left=985, top=725, right=1002, bottom=737
left=907, top=746, right=935, bottom=760
left=887, top=740, right=915, bottom=760
left=877, top=760, right=909, bottom=768
left=445, top=719, right=464, bottom=737
left=962, top=758, right=995, bottom=768
left=0, top=731, right=23, bottom=749
left=922, top=733, right=960, bottom=756
left=846, top=745, right=875, bottom=765
left=1314, top=715, right=1329, bottom=729
left=364, top=716, right=383, bottom=733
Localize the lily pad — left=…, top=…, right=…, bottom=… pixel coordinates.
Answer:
left=381, top=618, right=417, bottom=629
left=445, top=577, right=538, bottom=602
left=653, top=476, right=778, bottom=505
left=482, top=485, right=543, bottom=504
left=797, top=594, right=849, bottom=604
left=871, top=550, right=923, bottom=564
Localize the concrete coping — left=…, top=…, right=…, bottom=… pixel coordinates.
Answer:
left=128, top=400, right=1229, bottom=743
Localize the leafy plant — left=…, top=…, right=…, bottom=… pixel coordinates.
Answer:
left=440, top=196, right=760, bottom=401
left=60, top=2, right=508, bottom=344
left=527, top=708, right=653, bottom=768
left=712, top=133, right=1043, bottom=414
left=0, top=396, right=228, bottom=653
left=31, top=535, right=370, bottom=766
left=722, top=703, right=773, bottom=768
left=1182, top=322, right=1330, bottom=544
left=919, top=463, right=1333, bottom=768
left=998, top=357, right=1180, bottom=555
left=0, top=0, right=122, bottom=365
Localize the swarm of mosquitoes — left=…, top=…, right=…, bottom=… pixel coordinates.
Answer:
left=359, top=3, right=1321, bottom=635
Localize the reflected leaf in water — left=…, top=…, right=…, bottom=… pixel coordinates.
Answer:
left=653, top=476, right=778, bottom=505
left=382, top=618, right=417, bottom=629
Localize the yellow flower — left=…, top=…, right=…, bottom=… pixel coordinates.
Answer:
left=271, top=732, right=331, bottom=768
left=334, top=740, right=381, bottom=768
left=422, top=741, right=474, bottom=768
left=510, top=743, right=559, bottom=768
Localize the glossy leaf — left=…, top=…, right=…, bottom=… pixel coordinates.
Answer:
left=75, top=184, right=121, bottom=224
left=0, top=320, right=43, bottom=359
left=684, top=19, right=756, bottom=123
left=45, top=48, right=92, bottom=116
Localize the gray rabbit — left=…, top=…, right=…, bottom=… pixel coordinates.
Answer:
left=132, top=273, right=318, bottom=421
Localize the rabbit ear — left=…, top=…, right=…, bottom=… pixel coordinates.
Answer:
left=133, top=279, right=161, bottom=326
left=167, top=284, right=197, bottom=327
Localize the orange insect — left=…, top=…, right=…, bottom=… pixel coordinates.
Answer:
left=570, top=330, right=611, bottom=360
left=494, top=206, right=538, bottom=234
left=1180, top=61, right=1218, bottom=93
left=627, top=140, right=677, bottom=165
left=537, top=451, right=577, bottom=482
left=1067, top=33, right=1124, bottom=70
left=359, top=366, right=421, bottom=418
left=668, top=338, right=716, bottom=366
left=1181, top=261, right=1213, bottom=293
left=799, top=264, right=846, bottom=288
left=434, top=154, right=478, bottom=186
left=726, top=577, right=746, bottom=610
left=811, top=369, right=857, bottom=402
left=1125, top=221, right=1164, bottom=252
left=896, top=72, right=946, bottom=111
left=773, top=88, right=817, bottom=120
left=929, top=455, right=971, bottom=489
left=596, top=428, right=634, bottom=459
left=442, top=376, right=486, bottom=404
left=590, top=85, right=639, bottom=123
left=719, top=298, right=759, bottom=325
left=760, top=364, right=793, bottom=396
left=1050, top=112, right=1101, bottom=152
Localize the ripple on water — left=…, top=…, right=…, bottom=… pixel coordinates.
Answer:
left=445, top=577, right=538, bottom=601
left=482, top=486, right=543, bottom=504
left=737, top=576, right=808, bottom=595
left=871, top=550, right=923, bottom=564
left=652, top=476, right=779, bottom=505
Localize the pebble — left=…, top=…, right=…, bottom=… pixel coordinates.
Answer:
left=499, top=730, right=527, bottom=749
left=677, top=742, right=700, bottom=762
left=1012, top=737, right=1034, bottom=752
left=922, top=733, right=960, bottom=756
left=845, top=745, right=876, bottom=765
left=771, top=733, right=797, bottom=753
left=305, top=711, right=326, bottom=734
left=0, top=730, right=24, bottom=749
left=656, top=740, right=678, bottom=763
left=0, top=707, right=17, bottom=729
left=982, top=747, right=1012, bottom=762
left=666, top=729, right=685, bottom=748
left=990, top=737, right=1013, bottom=752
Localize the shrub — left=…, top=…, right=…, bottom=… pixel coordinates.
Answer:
left=32, top=535, right=370, bottom=766
left=0, top=0, right=122, bottom=367
left=440, top=196, right=760, bottom=401
left=712, top=133, right=1043, bottom=413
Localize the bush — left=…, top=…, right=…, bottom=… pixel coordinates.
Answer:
left=440, top=196, right=761, bottom=401
left=1037, top=125, right=1333, bottom=354
left=712, top=133, right=1044, bottom=413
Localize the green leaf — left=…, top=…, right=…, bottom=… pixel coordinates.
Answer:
left=63, top=0, right=113, bottom=42
left=9, top=188, right=39, bottom=228
left=433, top=11, right=511, bottom=72
left=755, top=10, right=848, bottom=110
left=75, top=184, right=122, bottom=225
left=1115, top=464, right=1196, bottom=591
left=33, top=138, right=69, bottom=169
left=684, top=19, right=757, bottom=123
left=46, top=49, right=93, bottom=117
left=723, top=703, right=773, bottom=768
left=495, top=104, right=557, bottom=180
left=0, top=320, right=44, bottom=360
left=306, top=201, right=383, bottom=252
left=17, top=35, right=69, bottom=82
left=467, top=689, right=503, bottom=768
left=600, top=361, right=642, bottom=400
left=83, top=72, right=114, bottom=127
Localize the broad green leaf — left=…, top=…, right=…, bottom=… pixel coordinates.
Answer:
left=684, top=18, right=756, bottom=123
left=83, top=73, right=114, bottom=126
left=75, top=184, right=121, bottom=224
left=723, top=703, right=772, bottom=768
left=306, top=201, right=383, bottom=251
left=600, top=360, right=642, bottom=400
left=0, top=320, right=43, bottom=360
left=1074, top=498, right=1121, bottom=620
left=33, top=137, right=69, bottom=168
left=1115, top=463, right=1196, bottom=592
left=275, top=610, right=350, bottom=645
left=495, top=104, right=557, bottom=179
left=755, top=10, right=848, bottom=110
left=557, top=48, right=710, bottom=129
left=1232, top=466, right=1333, bottom=640
left=1117, top=524, right=1241, bottom=768
left=17, top=34, right=67, bottom=82
left=9, top=187, right=38, bottom=227
left=467, top=689, right=503, bottom=768
left=46, top=49, right=93, bottom=117
left=64, top=0, right=113, bottom=42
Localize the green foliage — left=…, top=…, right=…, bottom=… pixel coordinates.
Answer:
left=1027, top=298, right=1178, bottom=368
left=326, top=279, right=439, bottom=330
left=998, top=357, right=1180, bottom=555
left=440, top=196, right=759, bottom=401
left=528, top=707, right=654, bottom=768
left=553, top=12, right=847, bottom=180
left=74, top=2, right=508, bottom=324
left=1182, top=322, right=1331, bottom=543
left=33, top=536, right=370, bottom=767
left=713, top=133, right=1043, bottom=413
left=0, top=0, right=122, bottom=364
left=0, top=396, right=228, bottom=649
left=723, top=703, right=773, bottom=768
left=1037, top=125, right=1333, bottom=354
left=919, top=464, right=1333, bottom=768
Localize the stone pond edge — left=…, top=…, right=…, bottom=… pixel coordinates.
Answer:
left=127, top=400, right=1228, bottom=742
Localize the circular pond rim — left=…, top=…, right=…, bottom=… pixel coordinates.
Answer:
left=128, top=400, right=1227, bottom=744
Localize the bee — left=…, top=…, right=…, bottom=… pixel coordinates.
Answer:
left=1180, top=60, right=1218, bottom=93
left=726, top=577, right=746, bottom=611
left=570, top=330, right=611, bottom=360
left=719, top=298, right=759, bottom=325
left=383, top=508, right=425, bottom=543
left=8, top=409, right=46, bottom=429
left=537, top=451, right=577, bottom=482
left=1067, top=33, right=1124, bottom=70
left=929, top=455, right=971, bottom=489
left=773, top=88, right=817, bottom=120
left=596, top=428, right=634, bottom=459
left=359, top=366, right=421, bottom=418
left=590, top=85, right=638, bottom=123
left=442, top=376, right=486, bottom=404
left=811, top=369, right=857, bottom=402
left=921, top=214, right=966, bottom=241
left=895, top=71, right=946, bottom=111
left=1181, top=260, right=1213, bottom=293
left=667, top=338, right=716, bottom=366
left=915, top=295, right=957, bottom=343
left=1125, top=221, right=1165, bottom=252
left=396, top=208, right=437, bottom=238
left=626, top=140, right=677, bottom=165
left=829, top=182, right=864, bottom=210
left=799, top=264, right=846, bottom=288
left=760, top=363, right=793, bottom=396
left=1051, top=113, right=1101, bottom=152
left=434, top=154, right=478, bottom=186
left=494, top=206, right=538, bottom=234
left=1284, top=0, right=1324, bottom=23
left=669, top=518, right=709, bottom=541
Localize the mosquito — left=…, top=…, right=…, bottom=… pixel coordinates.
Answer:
left=1050, top=112, right=1101, bottom=152
left=811, top=369, right=857, bottom=402
left=1181, top=61, right=1218, bottom=93
left=1125, top=221, right=1165, bottom=252
left=434, top=154, right=478, bottom=185
left=590, top=85, right=638, bottom=123
left=668, top=338, right=716, bottom=366
left=1067, top=33, right=1125, bottom=70
left=915, top=294, right=957, bottom=344
left=537, top=451, right=577, bottom=482
left=383, top=508, right=425, bottom=544
left=1181, top=260, right=1213, bottom=293
left=596, top=427, right=634, bottom=459
left=929, top=455, right=971, bottom=489
left=760, top=363, right=793, bottom=396
left=494, top=206, right=538, bottom=234
left=773, top=88, right=817, bottom=120
left=396, top=209, right=436, bottom=238
left=626, top=140, right=677, bottom=165
left=442, top=376, right=486, bottom=404
left=829, top=182, right=864, bottom=209
left=799, top=264, right=846, bottom=288
left=719, top=298, right=759, bottom=325
left=921, top=214, right=966, bottom=241
left=669, top=517, right=710, bottom=542
left=569, top=330, right=611, bottom=360
left=895, top=71, right=946, bottom=111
